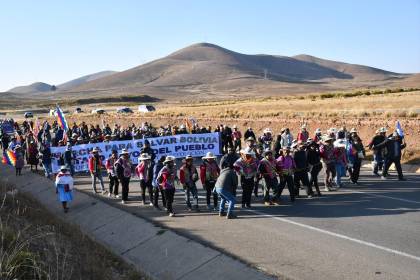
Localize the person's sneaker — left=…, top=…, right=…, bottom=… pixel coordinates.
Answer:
left=307, top=194, right=313, bottom=198
left=115, top=195, right=120, bottom=198
left=121, top=200, right=126, bottom=204
left=246, top=204, right=251, bottom=208
left=108, top=193, right=112, bottom=197
left=187, top=207, right=192, bottom=211
left=317, top=192, right=322, bottom=196
left=92, top=190, right=97, bottom=194
left=169, top=212, right=175, bottom=217
left=149, top=202, right=154, bottom=206
left=381, top=176, right=387, bottom=180
left=264, top=201, right=271, bottom=206
left=273, top=201, right=281, bottom=205
left=324, top=187, right=330, bottom=192
left=101, top=191, right=106, bottom=195
left=219, top=212, right=226, bottom=217
left=226, top=213, right=237, bottom=219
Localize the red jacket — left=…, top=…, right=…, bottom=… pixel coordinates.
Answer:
left=88, top=156, right=102, bottom=173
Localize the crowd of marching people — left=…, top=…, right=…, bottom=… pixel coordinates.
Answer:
left=0, top=118, right=407, bottom=218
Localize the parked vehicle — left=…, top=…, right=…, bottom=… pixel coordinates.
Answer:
left=138, top=105, right=156, bottom=113
left=91, top=109, right=105, bottom=114
left=24, top=112, right=33, bottom=118
left=74, top=107, right=83, bottom=114
left=116, top=107, right=133, bottom=114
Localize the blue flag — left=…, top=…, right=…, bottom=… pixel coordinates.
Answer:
left=395, top=120, right=404, bottom=138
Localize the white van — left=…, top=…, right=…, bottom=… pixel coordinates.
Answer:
left=138, top=105, right=156, bottom=113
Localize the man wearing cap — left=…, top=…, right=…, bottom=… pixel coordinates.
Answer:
left=115, top=149, right=132, bottom=204
left=368, top=128, right=387, bottom=175
left=234, top=148, right=258, bottom=208
left=55, top=165, right=74, bottom=213
left=258, top=150, right=281, bottom=205
left=89, top=147, right=105, bottom=194
left=157, top=155, right=178, bottom=217
left=180, top=155, right=200, bottom=211
left=277, top=146, right=296, bottom=201
left=320, top=135, right=336, bottom=191
left=63, top=144, right=75, bottom=176
left=377, top=131, right=406, bottom=180
left=105, top=150, right=119, bottom=198
left=136, top=153, right=153, bottom=205
left=200, top=152, right=220, bottom=210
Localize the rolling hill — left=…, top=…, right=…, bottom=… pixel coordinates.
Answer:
left=57, top=70, right=117, bottom=90
left=66, top=42, right=413, bottom=99
left=5, top=43, right=419, bottom=100
left=8, top=82, right=55, bottom=94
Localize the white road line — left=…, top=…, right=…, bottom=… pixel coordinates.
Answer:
left=244, top=208, right=420, bottom=262
left=342, top=190, right=420, bottom=204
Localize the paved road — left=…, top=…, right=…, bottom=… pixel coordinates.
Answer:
left=72, top=166, right=420, bottom=280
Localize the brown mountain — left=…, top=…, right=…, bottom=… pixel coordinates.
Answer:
left=6, top=43, right=418, bottom=101
left=63, top=43, right=416, bottom=99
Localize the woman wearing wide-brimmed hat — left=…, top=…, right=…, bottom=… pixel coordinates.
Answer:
left=319, top=135, right=336, bottom=191
left=333, top=139, right=348, bottom=189
left=258, top=149, right=281, bottom=205
left=157, top=155, right=179, bottom=217
left=200, top=152, right=220, bottom=210
left=136, top=153, right=153, bottom=205
left=234, top=148, right=257, bottom=208
left=55, top=165, right=74, bottom=213
left=115, top=148, right=132, bottom=204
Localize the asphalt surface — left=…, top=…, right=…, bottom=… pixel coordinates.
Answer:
left=71, top=165, right=420, bottom=280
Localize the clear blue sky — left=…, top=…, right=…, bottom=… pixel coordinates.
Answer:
left=1, top=0, right=419, bottom=91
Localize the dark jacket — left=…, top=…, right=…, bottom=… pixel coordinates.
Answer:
left=219, top=152, right=240, bottom=169
left=215, top=168, right=238, bottom=194
left=293, top=150, right=308, bottom=170
left=368, top=135, right=386, bottom=154
left=377, top=137, right=406, bottom=159
left=307, top=148, right=321, bottom=165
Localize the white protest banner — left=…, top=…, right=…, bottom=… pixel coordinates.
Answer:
left=50, top=132, right=220, bottom=173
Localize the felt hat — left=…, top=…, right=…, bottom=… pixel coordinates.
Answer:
left=202, top=152, right=216, bottom=159
left=163, top=155, right=176, bottom=164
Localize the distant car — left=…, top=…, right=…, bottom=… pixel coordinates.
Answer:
left=74, top=107, right=83, bottom=114
left=117, top=107, right=133, bottom=114
left=91, top=109, right=105, bottom=114
left=49, top=109, right=57, bottom=116
left=138, top=105, right=156, bottom=113
left=24, top=112, right=33, bottom=118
